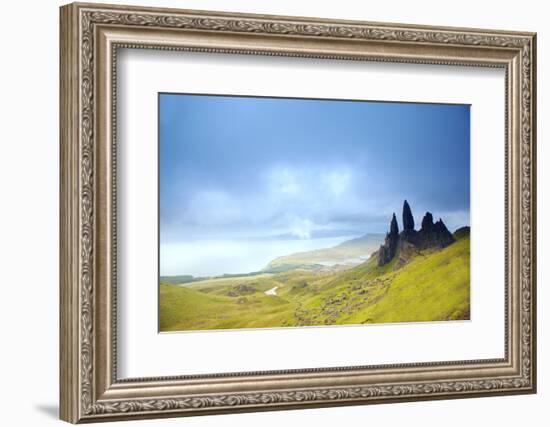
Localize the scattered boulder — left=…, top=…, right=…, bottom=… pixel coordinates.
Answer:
left=227, top=283, right=256, bottom=297
left=292, top=281, right=308, bottom=290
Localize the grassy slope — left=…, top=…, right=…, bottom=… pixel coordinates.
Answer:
left=337, top=236, right=470, bottom=324
left=160, top=235, right=470, bottom=331
left=160, top=284, right=296, bottom=331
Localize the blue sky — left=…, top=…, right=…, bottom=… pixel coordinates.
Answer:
left=159, top=93, right=470, bottom=245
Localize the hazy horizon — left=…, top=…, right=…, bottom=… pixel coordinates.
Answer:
left=159, top=94, right=470, bottom=276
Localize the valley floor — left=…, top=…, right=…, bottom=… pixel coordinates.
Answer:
left=160, top=235, right=470, bottom=332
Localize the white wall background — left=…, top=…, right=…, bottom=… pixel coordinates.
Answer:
left=0, top=0, right=545, bottom=426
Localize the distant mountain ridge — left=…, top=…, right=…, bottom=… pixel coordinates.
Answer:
left=264, top=233, right=385, bottom=272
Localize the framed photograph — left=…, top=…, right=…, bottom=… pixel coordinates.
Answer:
left=60, top=2, right=537, bottom=423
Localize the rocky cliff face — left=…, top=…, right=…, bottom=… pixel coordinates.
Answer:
left=377, top=200, right=456, bottom=267
left=378, top=213, right=399, bottom=265
left=402, top=200, right=415, bottom=232
left=416, top=211, right=455, bottom=250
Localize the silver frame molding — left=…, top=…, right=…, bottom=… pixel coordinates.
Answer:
left=60, top=2, right=537, bottom=423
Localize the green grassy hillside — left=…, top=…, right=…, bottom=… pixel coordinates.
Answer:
left=160, top=234, right=470, bottom=332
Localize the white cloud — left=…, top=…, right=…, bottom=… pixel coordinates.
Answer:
left=267, top=167, right=301, bottom=196
left=164, top=165, right=421, bottom=240
left=322, top=170, right=351, bottom=197
left=289, top=217, right=314, bottom=239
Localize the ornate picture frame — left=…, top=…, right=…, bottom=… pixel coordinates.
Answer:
left=60, top=2, right=536, bottom=423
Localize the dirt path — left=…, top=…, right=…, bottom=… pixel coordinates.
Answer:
left=264, top=286, right=278, bottom=296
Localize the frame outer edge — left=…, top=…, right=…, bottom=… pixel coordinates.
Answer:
left=529, top=33, right=537, bottom=393
left=68, top=1, right=536, bottom=36
left=60, top=3, right=81, bottom=424
left=60, top=2, right=537, bottom=422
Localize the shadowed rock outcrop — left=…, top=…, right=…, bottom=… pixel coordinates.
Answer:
left=417, top=211, right=455, bottom=250
left=402, top=200, right=415, bottom=231
left=377, top=201, right=456, bottom=267
left=377, top=213, right=399, bottom=266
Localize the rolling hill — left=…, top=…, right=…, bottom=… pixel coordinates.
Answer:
left=160, top=229, right=470, bottom=332
left=264, top=233, right=384, bottom=271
